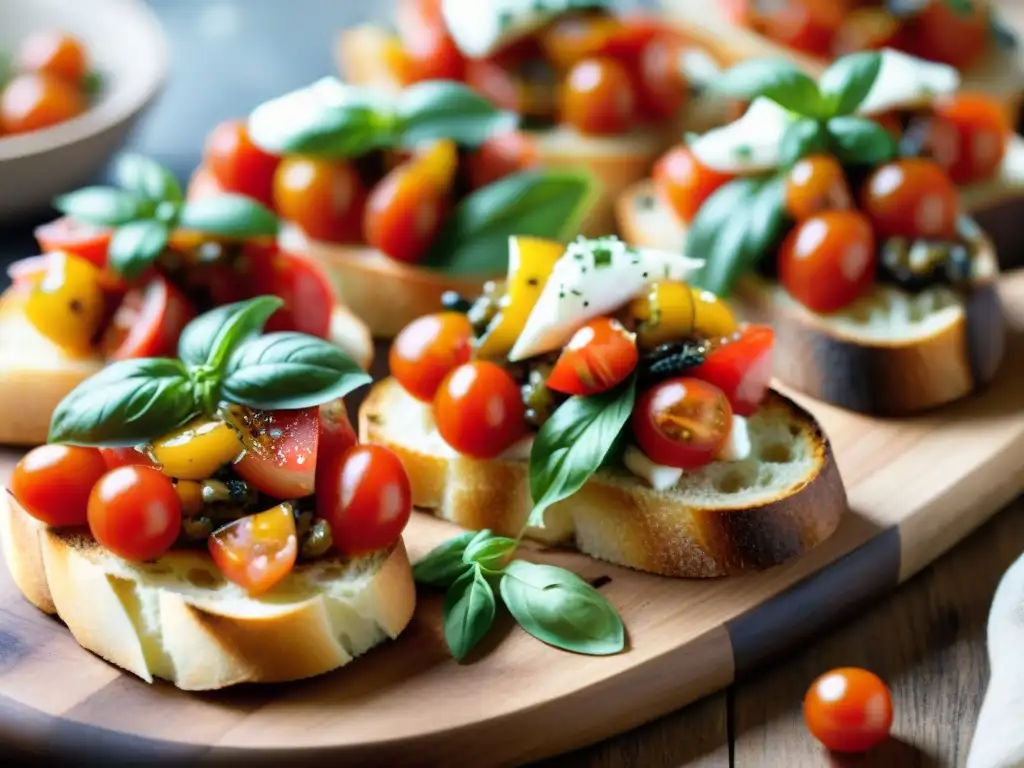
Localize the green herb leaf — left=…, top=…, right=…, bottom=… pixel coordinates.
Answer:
left=778, top=117, right=828, bottom=167
left=53, top=187, right=145, bottom=227
left=422, top=169, right=596, bottom=276
left=0, top=52, right=11, bottom=90
left=178, top=296, right=285, bottom=371
left=397, top=80, right=518, bottom=149
left=527, top=377, right=636, bottom=529
left=221, top=332, right=371, bottom=410
left=178, top=195, right=279, bottom=239
left=49, top=359, right=196, bottom=447
left=463, top=530, right=518, bottom=573
left=711, top=58, right=824, bottom=117
left=826, top=115, right=897, bottom=166
left=941, top=0, right=973, bottom=15
left=413, top=531, right=477, bottom=588
left=443, top=565, right=497, bottom=661
left=819, top=51, right=882, bottom=117
left=115, top=154, right=184, bottom=204
left=500, top=561, right=624, bottom=655
left=107, top=219, right=170, bottom=279
left=82, top=69, right=104, bottom=97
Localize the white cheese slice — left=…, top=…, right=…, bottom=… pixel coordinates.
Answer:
left=507, top=237, right=705, bottom=362
left=623, top=445, right=683, bottom=491
left=715, top=415, right=751, bottom=462
left=855, top=48, right=960, bottom=116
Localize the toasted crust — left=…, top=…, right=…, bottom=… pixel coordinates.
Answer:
left=359, top=377, right=847, bottom=578
left=0, top=493, right=416, bottom=690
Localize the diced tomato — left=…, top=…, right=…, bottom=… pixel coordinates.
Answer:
left=34, top=216, right=112, bottom=269
left=547, top=318, right=639, bottom=397
left=209, top=503, right=299, bottom=595
left=233, top=407, right=319, bottom=500
left=689, top=325, right=775, bottom=417
left=632, top=377, right=733, bottom=470
left=395, top=0, right=465, bottom=82
left=251, top=247, right=335, bottom=339
left=102, top=273, right=196, bottom=360
left=99, top=447, right=157, bottom=471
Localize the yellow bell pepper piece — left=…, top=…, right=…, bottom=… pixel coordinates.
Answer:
left=628, top=282, right=738, bottom=348
left=149, top=417, right=244, bottom=480
left=414, top=138, right=459, bottom=191
left=24, top=251, right=107, bottom=355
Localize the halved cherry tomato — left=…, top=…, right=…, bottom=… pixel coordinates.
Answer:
left=561, top=57, right=637, bottom=136
left=232, top=407, right=319, bottom=499
left=690, top=325, right=774, bottom=417
left=316, top=400, right=359, bottom=480
left=632, top=377, right=733, bottom=470
left=24, top=251, right=107, bottom=354
left=779, top=210, right=877, bottom=314
left=0, top=72, right=85, bottom=135
left=395, top=0, right=465, bottom=82
left=102, top=273, right=196, bottom=360
left=204, top=119, right=281, bottom=209
left=653, top=145, right=734, bottom=224
left=747, top=0, right=849, bottom=58
left=364, top=158, right=449, bottom=264
left=34, top=217, right=112, bottom=269
left=88, top=466, right=182, bottom=562
left=99, top=447, right=156, bottom=471
left=804, top=667, right=893, bottom=753
left=901, top=0, right=988, bottom=71
left=317, top=445, right=412, bottom=556
left=10, top=445, right=108, bottom=527
left=390, top=311, right=473, bottom=402
left=784, top=155, right=853, bottom=222
left=433, top=361, right=527, bottom=460
left=466, top=131, right=539, bottom=190
left=273, top=156, right=367, bottom=244
left=860, top=158, right=958, bottom=240
left=634, top=32, right=691, bottom=121
left=251, top=247, right=335, bottom=339
left=547, top=318, right=639, bottom=397
left=932, top=93, right=1011, bottom=185
left=209, top=503, right=299, bottom=595
left=465, top=39, right=559, bottom=119
left=185, top=164, right=227, bottom=202
left=16, top=31, right=88, bottom=84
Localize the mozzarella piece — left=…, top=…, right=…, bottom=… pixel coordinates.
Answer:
left=623, top=445, right=683, bottom=492
left=856, top=48, right=960, bottom=116
left=507, top=237, right=705, bottom=362
left=715, top=415, right=751, bottom=462
left=688, top=97, right=797, bottom=174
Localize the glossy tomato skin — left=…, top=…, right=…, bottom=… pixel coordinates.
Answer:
left=860, top=158, right=959, bottom=240
left=10, top=445, right=108, bottom=527
left=318, top=445, right=412, bottom=556
left=932, top=93, right=1011, bottom=185
left=632, top=377, right=733, bottom=470
left=209, top=503, right=299, bottom=596
left=634, top=31, right=691, bottom=121
left=653, top=145, right=735, bottom=223
left=103, top=273, right=196, bottom=360
left=690, top=325, right=775, bottom=417
left=561, top=57, right=637, bottom=136
left=99, top=447, right=156, bottom=471
left=88, top=466, right=182, bottom=562
left=901, top=0, right=987, bottom=70
left=541, top=13, right=658, bottom=70
left=784, top=155, right=853, bottom=222
left=390, top=312, right=473, bottom=402
left=434, top=361, right=527, bottom=460
left=804, top=667, right=894, bottom=753
left=204, top=119, right=281, bottom=209
left=467, top=131, right=539, bottom=190
left=465, top=39, right=558, bottom=120
left=364, top=161, right=449, bottom=264
left=252, top=247, right=335, bottom=339
left=273, top=156, right=367, bottom=244
left=16, top=31, right=88, bottom=84
left=0, top=72, right=85, bottom=135
left=547, top=318, right=639, bottom=397
left=34, top=217, right=112, bottom=269
left=395, top=0, right=465, bottom=82
left=233, top=407, right=319, bottom=499
left=748, top=0, right=849, bottom=57
left=779, top=210, right=877, bottom=314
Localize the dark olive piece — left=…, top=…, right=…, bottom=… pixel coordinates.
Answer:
left=440, top=290, right=473, bottom=314
left=638, top=341, right=707, bottom=385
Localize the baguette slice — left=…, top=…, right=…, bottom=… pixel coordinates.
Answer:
left=617, top=181, right=1007, bottom=415
left=360, top=377, right=847, bottom=578
left=0, top=492, right=415, bottom=691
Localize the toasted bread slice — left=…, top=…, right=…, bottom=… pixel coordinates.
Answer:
left=0, top=492, right=415, bottom=690
left=359, top=377, right=847, bottom=578
left=617, top=181, right=1007, bottom=415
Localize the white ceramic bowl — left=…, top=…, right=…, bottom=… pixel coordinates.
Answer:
left=0, top=0, right=169, bottom=224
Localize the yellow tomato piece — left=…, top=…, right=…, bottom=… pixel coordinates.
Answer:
left=476, top=236, right=565, bottom=359
left=23, top=251, right=106, bottom=354
left=628, top=282, right=737, bottom=348
left=414, top=138, right=459, bottom=191
left=149, top=417, right=243, bottom=480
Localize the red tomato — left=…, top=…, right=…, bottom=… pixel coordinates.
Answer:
left=632, top=377, right=733, bottom=470
left=185, top=164, right=228, bottom=202
left=87, top=466, right=182, bottom=561
left=99, top=447, right=156, bottom=471
left=546, top=318, right=638, bottom=397
left=653, top=145, right=735, bottom=223
left=804, top=667, right=893, bottom=753
left=634, top=32, right=691, bottom=121
left=690, top=325, right=774, bottom=417
left=395, top=0, right=465, bottom=82
left=102, top=273, right=196, bottom=360
left=0, top=72, right=85, bottom=135
left=251, top=247, right=335, bottom=339
left=16, top=31, right=89, bottom=84
left=860, top=158, right=959, bottom=240
left=433, top=362, right=527, bottom=460
left=390, top=312, right=473, bottom=402
left=209, top=503, right=299, bottom=595
left=747, top=0, right=849, bottom=58
left=34, top=217, right=112, bottom=269
left=204, top=119, right=281, bottom=209
left=466, top=131, right=540, bottom=190
left=364, top=161, right=449, bottom=264
left=901, top=0, right=987, bottom=70
left=561, top=57, right=637, bottom=136
left=273, top=156, right=367, bottom=244
left=233, top=407, right=319, bottom=499
left=779, top=210, right=877, bottom=314
left=932, top=93, right=1012, bottom=185
left=316, top=400, right=359, bottom=482
left=317, top=445, right=412, bottom=556
left=784, top=155, right=853, bottom=222
left=832, top=7, right=901, bottom=57
left=541, top=13, right=661, bottom=70
left=10, top=445, right=108, bottom=527
left=464, top=39, right=559, bottom=119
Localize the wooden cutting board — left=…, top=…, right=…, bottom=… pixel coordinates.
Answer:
left=0, top=274, right=1021, bottom=766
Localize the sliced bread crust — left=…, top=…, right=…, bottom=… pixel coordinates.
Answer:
left=359, top=377, right=847, bottom=578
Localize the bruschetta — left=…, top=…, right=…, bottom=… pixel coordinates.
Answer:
left=1, top=298, right=415, bottom=690
left=359, top=235, right=847, bottom=578
left=617, top=50, right=1007, bottom=415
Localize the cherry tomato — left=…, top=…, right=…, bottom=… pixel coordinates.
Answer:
left=720, top=0, right=751, bottom=25
left=779, top=210, right=877, bottom=314
left=16, top=31, right=88, bottom=84
left=690, top=325, right=774, bottom=417
left=364, top=160, right=449, bottom=264
left=634, top=32, right=691, bottom=121
left=209, top=503, right=298, bottom=595
left=901, top=0, right=988, bottom=71
left=185, top=164, right=228, bottom=202
left=804, top=667, right=893, bottom=753
left=34, top=217, right=111, bottom=269
left=784, top=155, right=853, bottom=222
left=342, top=26, right=413, bottom=87
left=251, top=247, right=335, bottom=339
left=317, top=445, right=412, bottom=556
left=433, top=361, right=527, bottom=460
left=390, top=312, right=473, bottom=402
left=831, top=7, right=901, bottom=57
left=10, top=445, right=108, bottom=527
left=653, top=145, right=735, bottom=224
left=540, top=13, right=660, bottom=71
left=102, top=273, right=196, bottom=360
left=747, top=0, right=849, bottom=57
left=24, top=251, right=107, bottom=354
left=395, top=0, right=465, bottom=82
left=0, top=72, right=85, bottom=135
left=561, top=57, right=637, bottom=136
left=860, top=158, right=959, bottom=240
left=632, top=377, right=733, bottom=470
left=932, top=93, right=1011, bottom=185
left=465, top=39, right=559, bottom=119
left=467, top=131, right=539, bottom=190
left=233, top=407, right=319, bottom=499
left=546, top=318, right=639, bottom=397
left=316, top=400, right=359, bottom=475
left=273, top=156, right=367, bottom=244
left=88, top=466, right=182, bottom=562
left=99, top=447, right=156, bottom=471
left=203, top=119, right=281, bottom=209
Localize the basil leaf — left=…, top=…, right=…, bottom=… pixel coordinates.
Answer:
left=178, top=195, right=279, bottom=239
left=778, top=117, right=828, bottom=167
left=115, top=154, right=183, bottom=203
left=49, top=359, right=196, bottom=447
left=222, top=332, right=371, bottom=410
left=527, top=377, right=636, bottom=529
left=500, top=561, right=624, bottom=656
left=53, top=186, right=144, bottom=227
left=443, top=565, right=496, bottom=661
left=941, top=0, right=973, bottom=14
left=462, top=530, right=517, bottom=573
left=82, top=69, right=103, bottom=97
left=413, top=531, right=477, bottom=588
left=397, top=80, right=518, bottom=149
left=819, top=51, right=882, bottom=116
left=826, top=115, right=897, bottom=166
left=422, top=169, right=596, bottom=276
left=711, top=58, right=824, bottom=117
left=108, top=219, right=170, bottom=279
left=178, top=296, right=285, bottom=371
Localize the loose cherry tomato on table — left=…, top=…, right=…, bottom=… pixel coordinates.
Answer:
left=690, top=325, right=775, bottom=417
left=0, top=72, right=85, bottom=135
left=632, top=377, right=733, bottom=470
left=433, top=361, right=527, bottom=460
left=203, top=119, right=281, bottom=209
left=232, top=407, right=319, bottom=499
left=102, top=273, right=196, bottom=360
left=390, top=312, right=473, bottom=402
left=88, top=466, right=182, bottom=561
left=931, top=93, right=1012, bottom=185
left=251, top=247, right=335, bottom=339
left=16, top=31, right=89, bottom=84
left=465, top=39, right=559, bottom=119
left=24, top=251, right=108, bottom=354
left=747, top=0, right=849, bottom=58
left=10, top=445, right=108, bottom=527
left=546, top=318, right=639, bottom=397
left=860, top=158, right=959, bottom=240
left=395, top=0, right=465, bottom=82
left=209, top=503, right=299, bottom=595
left=466, top=131, right=539, bottom=190
left=784, top=155, right=853, bottom=222
left=653, top=145, right=735, bottom=224
left=34, top=217, right=112, bottom=269
left=901, top=0, right=988, bottom=71
left=779, top=210, right=877, bottom=314
left=273, top=156, right=367, bottom=244
left=804, top=667, right=893, bottom=753
left=561, top=57, right=637, bottom=136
